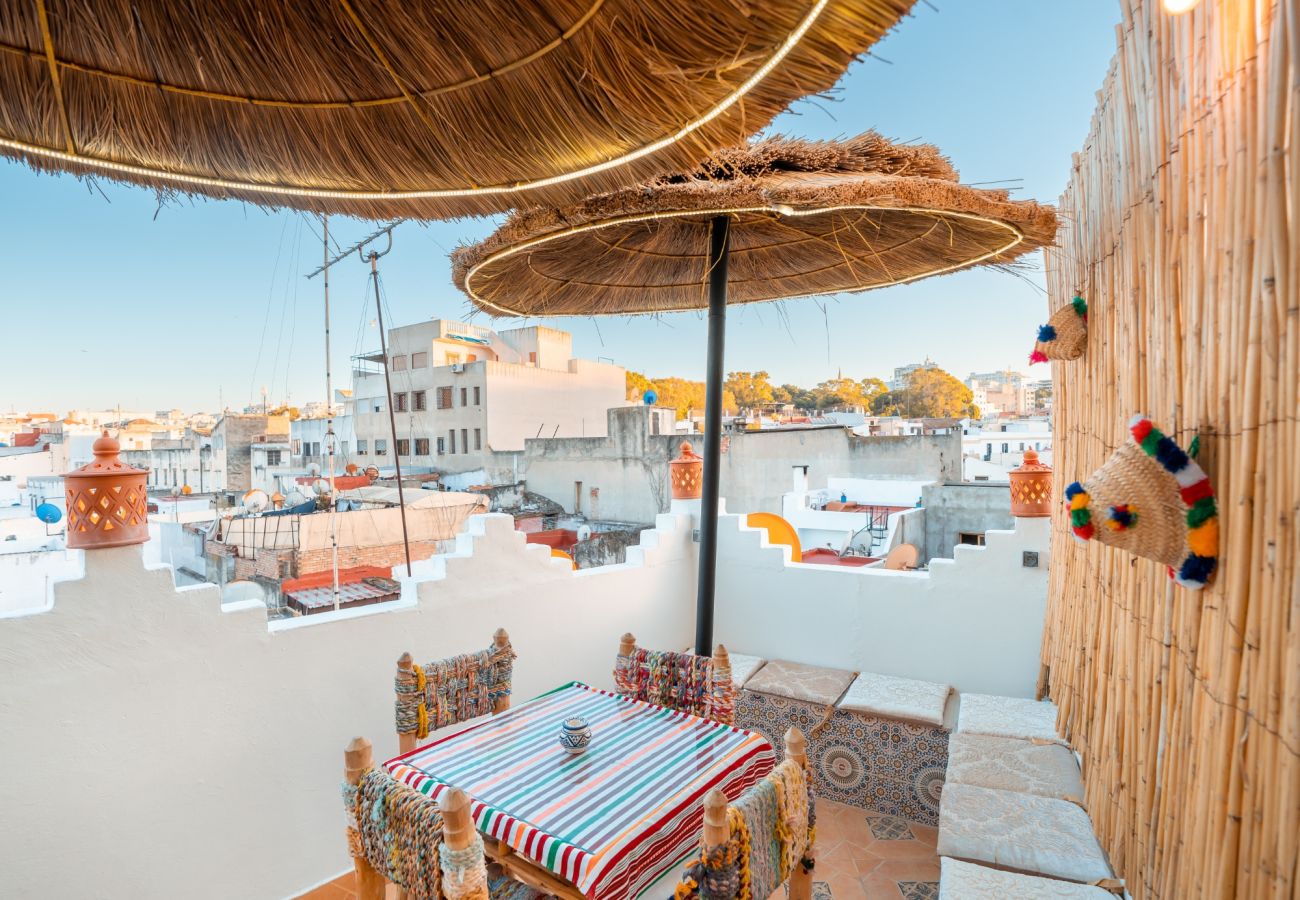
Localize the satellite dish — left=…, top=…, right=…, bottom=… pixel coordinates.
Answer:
left=312, top=478, right=329, bottom=496
left=308, top=463, right=321, bottom=476
left=577, top=524, right=592, bottom=541
left=364, top=466, right=380, bottom=479
left=242, top=489, right=269, bottom=512
left=35, top=503, right=62, bottom=525
left=345, top=463, right=359, bottom=475
left=180, top=484, right=193, bottom=496
left=643, top=389, right=658, bottom=406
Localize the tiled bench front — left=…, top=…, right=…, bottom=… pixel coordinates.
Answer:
left=735, top=660, right=952, bottom=825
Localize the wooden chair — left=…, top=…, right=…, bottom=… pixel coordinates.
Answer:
left=613, top=632, right=735, bottom=724
left=396, top=627, right=514, bottom=754
left=674, top=728, right=816, bottom=900
left=343, top=737, right=537, bottom=900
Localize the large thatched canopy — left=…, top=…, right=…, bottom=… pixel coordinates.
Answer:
left=452, top=133, right=1059, bottom=315
left=0, top=0, right=914, bottom=220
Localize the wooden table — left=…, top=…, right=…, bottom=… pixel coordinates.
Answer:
left=385, top=681, right=776, bottom=899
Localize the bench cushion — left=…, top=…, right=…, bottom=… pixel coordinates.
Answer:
left=939, top=858, right=1115, bottom=899
left=957, top=694, right=1062, bottom=743
left=837, top=671, right=952, bottom=727
left=726, top=653, right=767, bottom=689
left=744, top=659, right=856, bottom=707
left=937, top=783, right=1111, bottom=884
left=946, top=733, right=1084, bottom=801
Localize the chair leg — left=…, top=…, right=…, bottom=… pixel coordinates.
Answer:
left=345, top=737, right=390, bottom=900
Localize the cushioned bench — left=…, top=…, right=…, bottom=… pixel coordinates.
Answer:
left=945, top=732, right=1084, bottom=802
left=939, top=858, right=1116, bottom=899
left=956, top=693, right=1063, bottom=743
left=726, top=652, right=767, bottom=689
left=937, top=783, right=1112, bottom=885
left=735, top=660, right=951, bottom=824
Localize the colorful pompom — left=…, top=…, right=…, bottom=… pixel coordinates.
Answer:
left=1106, top=504, right=1138, bottom=531
left=1029, top=350, right=1049, bottom=364
left=1072, top=295, right=1088, bottom=320
left=1037, top=324, right=1058, bottom=342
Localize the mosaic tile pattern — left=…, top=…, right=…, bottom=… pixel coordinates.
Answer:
left=898, top=881, right=940, bottom=900
left=865, top=814, right=914, bottom=841
left=787, top=882, right=834, bottom=898
left=736, top=689, right=950, bottom=825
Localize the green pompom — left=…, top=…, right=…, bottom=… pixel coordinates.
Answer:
left=1188, top=434, right=1201, bottom=459
left=1072, top=295, right=1088, bottom=318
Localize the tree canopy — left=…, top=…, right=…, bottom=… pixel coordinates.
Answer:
left=871, top=367, right=979, bottom=418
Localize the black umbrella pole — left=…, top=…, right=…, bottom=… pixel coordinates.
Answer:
left=695, top=215, right=730, bottom=657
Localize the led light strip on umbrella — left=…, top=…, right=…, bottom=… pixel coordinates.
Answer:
left=0, top=0, right=915, bottom=219
left=452, top=133, right=1058, bottom=654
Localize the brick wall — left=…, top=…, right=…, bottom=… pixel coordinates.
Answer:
left=295, top=539, right=444, bottom=576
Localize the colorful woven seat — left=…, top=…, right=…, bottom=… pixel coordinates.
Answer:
left=614, top=632, right=735, bottom=724
left=395, top=628, right=515, bottom=751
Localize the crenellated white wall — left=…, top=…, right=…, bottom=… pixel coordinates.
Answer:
left=0, top=513, right=695, bottom=900
left=0, top=501, right=1049, bottom=899
left=712, top=510, right=1050, bottom=698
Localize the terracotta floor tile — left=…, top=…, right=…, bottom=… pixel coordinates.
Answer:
left=294, top=883, right=352, bottom=900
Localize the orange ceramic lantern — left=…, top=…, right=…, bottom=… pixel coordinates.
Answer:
left=1009, top=448, right=1053, bottom=517
left=669, top=441, right=703, bottom=500
left=64, top=431, right=149, bottom=548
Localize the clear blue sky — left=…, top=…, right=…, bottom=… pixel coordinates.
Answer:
left=0, top=2, right=1118, bottom=413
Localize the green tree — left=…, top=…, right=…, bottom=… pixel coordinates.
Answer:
left=878, top=367, right=979, bottom=418
left=724, top=371, right=775, bottom=409
left=626, top=370, right=656, bottom=403
left=859, top=377, right=888, bottom=409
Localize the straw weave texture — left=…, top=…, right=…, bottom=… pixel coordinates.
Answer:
left=0, top=0, right=914, bottom=219
left=453, top=133, right=1057, bottom=316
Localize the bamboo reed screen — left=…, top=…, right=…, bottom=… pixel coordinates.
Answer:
left=1040, top=1, right=1297, bottom=897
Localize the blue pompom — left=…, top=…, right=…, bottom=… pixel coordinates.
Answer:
left=1178, top=554, right=1216, bottom=584
left=1154, top=436, right=1189, bottom=473
left=1037, top=324, right=1057, bottom=342
left=1064, top=481, right=1084, bottom=500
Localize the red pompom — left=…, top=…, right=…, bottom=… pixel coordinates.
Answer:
left=1130, top=418, right=1153, bottom=442
left=1029, top=350, right=1049, bottom=364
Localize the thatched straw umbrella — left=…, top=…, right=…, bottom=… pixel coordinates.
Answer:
left=0, top=0, right=914, bottom=220
left=453, top=133, right=1058, bottom=653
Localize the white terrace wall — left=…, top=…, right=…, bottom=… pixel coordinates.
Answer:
left=712, top=511, right=1050, bottom=698
left=0, top=513, right=695, bottom=900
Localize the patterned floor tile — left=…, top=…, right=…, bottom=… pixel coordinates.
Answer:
left=785, top=882, right=834, bottom=898
left=897, top=881, right=939, bottom=900
left=865, top=814, right=915, bottom=841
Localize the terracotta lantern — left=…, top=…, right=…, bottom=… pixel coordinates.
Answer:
left=669, top=441, right=703, bottom=500
left=1009, top=448, right=1054, bottom=517
left=64, top=431, right=149, bottom=549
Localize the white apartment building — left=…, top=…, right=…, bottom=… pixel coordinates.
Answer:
left=122, top=430, right=215, bottom=493
left=352, top=320, right=625, bottom=483
left=966, top=370, right=1030, bottom=417
left=888, top=357, right=937, bottom=390
left=290, top=413, right=357, bottom=476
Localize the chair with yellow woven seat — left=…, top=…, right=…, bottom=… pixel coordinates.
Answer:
left=613, top=632, right=735, bottom=724
left=672, top=727, right=818, bottom=900
left=395, top=628, right=515, bottom=754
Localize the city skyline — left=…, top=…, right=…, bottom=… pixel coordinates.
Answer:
left=0, top=3, right=1118, bottom=411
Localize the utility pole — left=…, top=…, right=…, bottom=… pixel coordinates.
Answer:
left=323, top=216, right=341, bottom=611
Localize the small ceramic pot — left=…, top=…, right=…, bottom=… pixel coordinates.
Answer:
left=559, top=715, right=592, bottom=755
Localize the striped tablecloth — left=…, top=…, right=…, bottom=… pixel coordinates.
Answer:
left=385, top=681, right=776, bottom=899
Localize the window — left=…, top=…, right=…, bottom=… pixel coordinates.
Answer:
left=474, top=428, right=482, bottom=450
left=411, top=352, right=428, bottom=369
left=436, top=437, right=445, bottom=455
left=396, top=439, right=410, bottom=457
left=473, top=386, right=481, bottom=405
left=1001, top=443, right=1009, bottom=453
left=460, top=387, right=468, bottom=406
left=266, top=450, right=282, bottom=466
left=394, top=392, right=408, bottom=412
left=371, top=398, right=386, bottom=413
left=310, top=442, right=321, bottom=457
left=437, top=387, right=453, bottom=409
left=528, top=351, right=537, bottom=365
left=415, top=438, right=430, bottom=456
left=1019, top=442, right=1026, bottom=451
left=357, top=439, right=368, bottom=455
left=446, top=352, right=461, bottom=365
left=292, top=439, right=302, bottom=455
left=461, top=429, right=468, bottom=453
left=958, top=532, right=986, bottom=546
left=413, top=390, right=427, bottom=411
left=391, top=354, right=407, bottom=371
left=375, top=439, right=388, bottom=456
left=448, top=429, right=456, bottom=454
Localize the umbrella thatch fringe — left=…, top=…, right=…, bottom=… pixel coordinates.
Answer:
left=0, top=0, right=916, bottom=220
left=452, top=132, right=1057, bottom=317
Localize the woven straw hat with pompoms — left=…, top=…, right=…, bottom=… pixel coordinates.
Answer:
left=1064, top=415, right=1218, bottom=589
left=1031, top=295, right=1088, bottom=363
